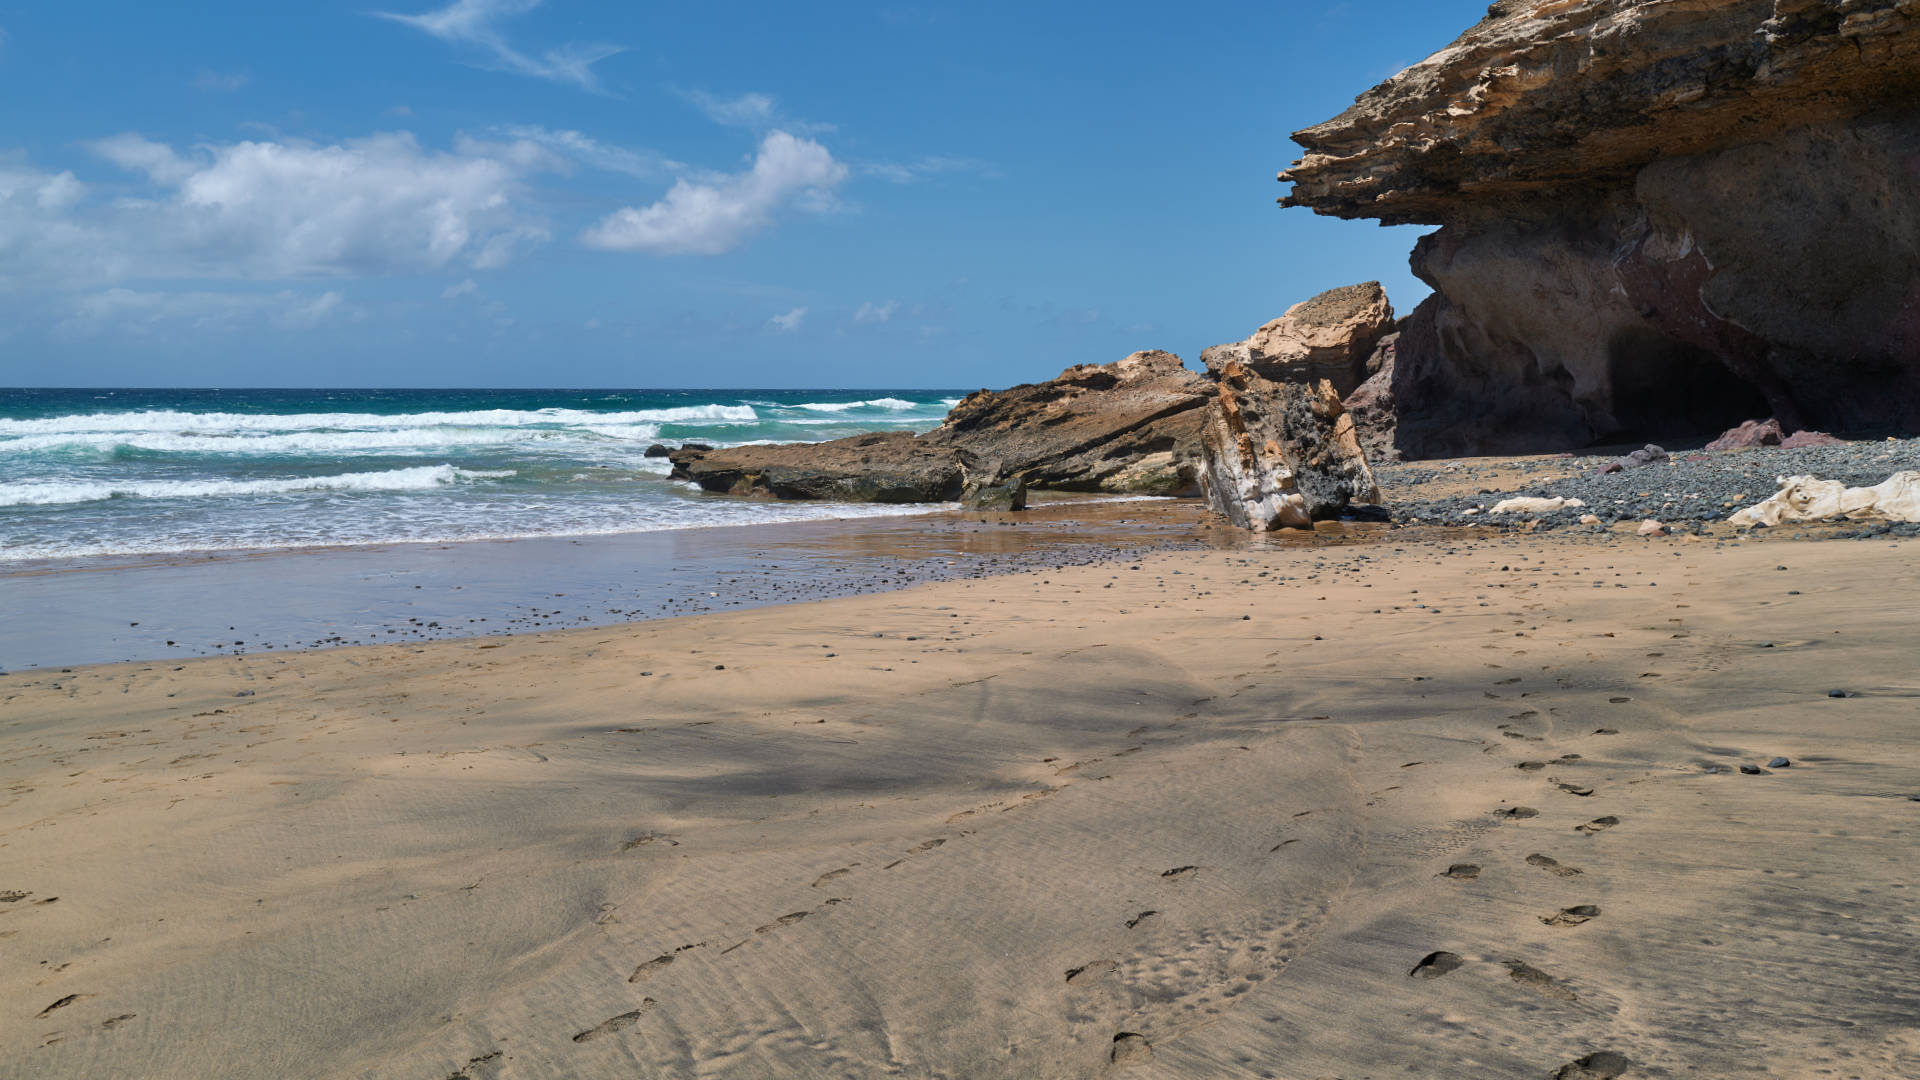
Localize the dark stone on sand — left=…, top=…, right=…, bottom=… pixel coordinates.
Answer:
left=1740, top=764, right=1764, bottom=775
left=1828, top=689, right=1851, bottom=698
left=1768, top=757, right=1792, bottom=769
left=1613, top=444, right=1669, bottom=470
left=1553, top=1051, right=1634, bottom=1080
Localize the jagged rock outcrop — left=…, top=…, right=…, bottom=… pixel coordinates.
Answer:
left=1202, top=283, right=1396, bottom=398
left=1198, top=361, right=1380, bottom=531
left=669, top=432, right=976, bottom=504
left=669, top=351, right=1211, bottom=506
left=1282, top=0, right=1920, bottom=458
left=925, top=350, right=1211, bottom=494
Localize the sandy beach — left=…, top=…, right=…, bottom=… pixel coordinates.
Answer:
left=5, top=526, right=1917, bottom=1079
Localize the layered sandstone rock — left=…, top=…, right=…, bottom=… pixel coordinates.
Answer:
left=925, top=349, right=1212, bottom=494
left=1202, top=283, right=1396, bottom=397
left=670, top=351, right=1212, bottom=505
left=1197, top=362, right=1380, bottom=531
left=668, top=432, right=973, bottom=503
left=1282, top=0, right=1920, bottom=458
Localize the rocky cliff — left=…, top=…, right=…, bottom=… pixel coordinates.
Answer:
left=1282, top=0, right=1920, bottom=457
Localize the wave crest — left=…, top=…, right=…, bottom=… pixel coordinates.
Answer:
left=0, top=466, right=515, bottom=507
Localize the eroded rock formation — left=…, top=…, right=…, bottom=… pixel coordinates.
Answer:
left=668, top=432, right=976, bottom=503
left=925, top=350, right=1212, bottom=494
left=1198, top=362, right=1380, bottom=530
left=1201, top=282, right=1396, bottom=398
left=669, top=351, right=1211, bottom=505
left=1282, top=0, right=1920, bottom=458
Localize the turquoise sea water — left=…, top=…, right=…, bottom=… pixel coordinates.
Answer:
left=0, top=388, right=966, bottom=563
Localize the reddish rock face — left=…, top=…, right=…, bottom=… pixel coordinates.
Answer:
left=1707, top=419, right=1787, bottom=451
left=1281, top=0, right=1920, bottom=457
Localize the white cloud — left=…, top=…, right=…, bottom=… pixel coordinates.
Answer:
left=853, top=299, right=897, bottom=324
left=441, top=278, right=478, bottom=300
left=35, top=171, right=84, bottom=211
left=679, top=90, right=777, bottom=129
left=91, top=133, right=197, bottom=184
left=377, top=0, right=622, bottom=92
left=497, top=124, right=681, bottom=178
left=769, top=306, right=806, bottom=332
left=860, top=156, right=999, bottom=184
left=673, top=89, right=835, bottom=136
left=192, top=69, right=250, bottom=92
left=80, top=131, right=553, bottom=278
left=582, top=131, right=847, bottom=256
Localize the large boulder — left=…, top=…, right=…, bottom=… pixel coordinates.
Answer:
left=1281, top=0, right=1920, bottom=458
left=1198, top=361, right=1380, bottom=531
left=1205, top=283, right=1396, bottom=398
left=926, top=349, right=1212, bottom=494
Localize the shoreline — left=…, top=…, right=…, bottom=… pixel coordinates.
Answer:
left=0, top=494, right=1238, bottom=672
left=4, top=524, right=1916, bottom=1077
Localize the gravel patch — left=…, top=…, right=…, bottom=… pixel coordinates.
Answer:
left=1370, top=437, right=1920, bottom=537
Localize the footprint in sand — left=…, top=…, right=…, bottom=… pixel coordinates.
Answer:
left=1439, top=864, right=1480, bottom=880
left=1124, top=910, right=1159, bottom=930
left=1110, top=1032, right=1153, bottom=1067
left=628, top=953, right=675, bottom=983
left=1065, top=960, right=1117, bottom=986
left=1503, top=960, right=1577, bottom=1001
left=36, top=994, right=84, bottom=1019
left=1541, top=904, right=1601, bottom=927
left=1161, top=865, right=1199, bottom=879
left=811, top=868, right=852, bottom=888
left=1557, top=783, right=1595, bottom=797
left=1499, top=806, right=1540, bottom=820
left=571, top=1001, right=656, bottom=1044
left=1526, top=854, right=1583, bottom=878
left=1408, top=951, right=1464, bottom=979
left=1575, top=816, right=1619, bottom=834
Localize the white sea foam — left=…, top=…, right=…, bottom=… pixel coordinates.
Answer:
left=0, top=405, right=757, bottom=437
left=0, top=466, right=514, bottom=507
left=792, top=398, right=920, bottom=412
left=0, top=496, right=952, bottom=563
left=0, top=426, right=669, bottom=457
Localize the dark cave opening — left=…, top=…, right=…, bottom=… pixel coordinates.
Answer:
left=1599, top=328, right=1771, bottom=444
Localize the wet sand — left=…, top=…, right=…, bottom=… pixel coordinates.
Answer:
left=3, top=527, right=1918, bottom=1078
left=0, top=496, right=1229, bottom=672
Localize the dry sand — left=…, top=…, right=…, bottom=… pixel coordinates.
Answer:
left=3, top=529, right=1918, bottom=1078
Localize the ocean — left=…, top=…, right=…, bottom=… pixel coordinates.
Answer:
left=0, top=388, right=967, bottom=564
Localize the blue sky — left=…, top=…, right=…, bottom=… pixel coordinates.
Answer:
left=0, top=1, right=1484, bottom=388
